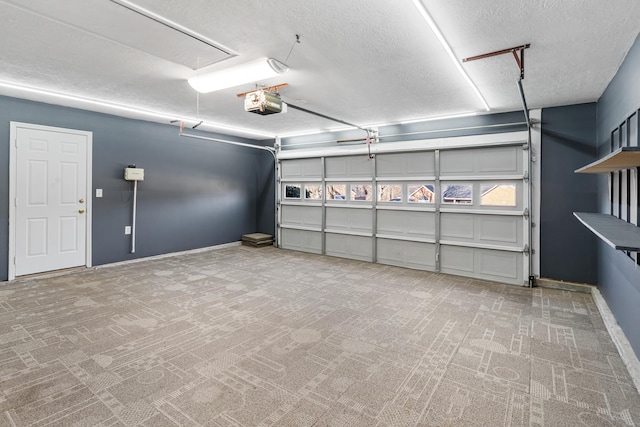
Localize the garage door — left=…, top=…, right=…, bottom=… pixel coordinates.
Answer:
left=278, top=131, right=530, bottom=286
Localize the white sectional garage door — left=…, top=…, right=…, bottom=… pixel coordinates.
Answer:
left=278, top=132, right=530, bottom=286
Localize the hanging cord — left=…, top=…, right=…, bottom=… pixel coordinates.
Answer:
left=284, top=34, right=301, bottom=64
left=192, top=91, right=203, bottom=129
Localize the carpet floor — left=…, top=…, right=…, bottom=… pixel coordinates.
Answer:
left=0, top=246, right=638, bottom=426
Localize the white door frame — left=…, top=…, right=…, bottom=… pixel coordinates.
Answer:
left=8, top=122, right=93, bottom=281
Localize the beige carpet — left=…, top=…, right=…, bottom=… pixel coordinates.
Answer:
left=0, top=246, right=638, bottom=426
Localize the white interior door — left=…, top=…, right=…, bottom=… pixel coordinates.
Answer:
left=12, top=124, right=91, bottom=277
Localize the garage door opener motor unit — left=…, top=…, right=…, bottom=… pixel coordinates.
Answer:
left=244, top=90, right=283, bottom=115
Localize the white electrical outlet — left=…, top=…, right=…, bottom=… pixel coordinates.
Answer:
left=125, top=226, right=132, bottom=235
left=96, top=188, right=103, bottom=198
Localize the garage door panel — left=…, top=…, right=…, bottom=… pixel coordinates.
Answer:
left=479, top=216, right=520, bottom=244
left=325, top=234, right=372, bottom=261
left=281, top=159, right=322, bottom=179
left=478, top=250, right=522, bottom=281
left=326, top=207, right=372, bottom=233
left=281, top=229, right=322, bottom=254
left=377, top=239, right=436, bottom=271
left=440, top=245, right=475, bottom=274
left=440, top=245, right=523, bottom=285
left=440, top=146, right=521, bottom=176
left=376, top=152, right=435, bottom=177
left=441, top=213, right=522, bottom=247
left=281, top=205, right=322, bottom=228
left=377, top=210, right=436, bottom=239
left=440, top=214, right=474, bottom=240
left=325, top=156, right=371, bottom=178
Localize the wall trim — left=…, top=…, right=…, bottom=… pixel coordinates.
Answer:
left=92, top=241, right=242, bottom=271
left=2, top=241, right=242, bottom=285
left=592, top=287, right=640, bottom=393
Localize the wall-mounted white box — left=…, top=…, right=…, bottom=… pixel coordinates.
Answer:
left=124, top=167, right=144, bottom=181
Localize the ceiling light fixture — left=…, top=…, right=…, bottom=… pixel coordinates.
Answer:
left=410, top=0, right=490, bottom=111
left=0, top=80, right=275, bottom=138
left=188, top=57, right=289, bottom=93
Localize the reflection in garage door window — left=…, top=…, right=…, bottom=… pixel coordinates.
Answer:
left=378, top=184, right=403, bottom=202
left=351, top=184, right=372, bottom=201
left=326, top=184, right=347, bottom=200
left=285, top=184, right=301, bottom=199
left=480, top=184, right=516, bottom=206
left=442, top=184, right=472, bottom=204
left=305, top=184, right=323, bottom=200
left=408, top=184, right=435, bottom=203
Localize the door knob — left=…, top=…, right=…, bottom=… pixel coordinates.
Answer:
left=79, top=198, right=85, bottom=203
left=79, top=209, right=85, bottom=214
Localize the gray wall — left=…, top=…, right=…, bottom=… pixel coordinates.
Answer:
left=0, top=95, right=271, bottom=280
left=540, top=103, right=598, bottom=283
left=595, top=33, right=640, bottom=358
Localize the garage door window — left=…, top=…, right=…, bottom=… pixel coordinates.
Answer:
left=285, top=184, right=301, bottom=199
left=326, top=184, right=347, bottom=200
left=351, top=184, right=372, bottom=201
left=442, top=184, right=472, bottom=205
left=408, top=184, right=435, bottom=203
left=378, top=184, right=403, bottom=202
left=480, top=184, right=516, bottom=206
left=305, top=184, right=323, bottom=200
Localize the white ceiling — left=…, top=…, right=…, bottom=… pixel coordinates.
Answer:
left=0, top=0, right=638, bottom=139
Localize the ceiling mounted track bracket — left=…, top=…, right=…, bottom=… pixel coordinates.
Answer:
left=463, top=44, right=531, bottom=79
left=236, top=83, right=289, bottom=98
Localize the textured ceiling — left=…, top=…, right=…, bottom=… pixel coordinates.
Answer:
left=0, top=0, right=638, bottom=138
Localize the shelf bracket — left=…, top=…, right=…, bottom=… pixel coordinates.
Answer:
left=463, top=44, right=531, bottom=79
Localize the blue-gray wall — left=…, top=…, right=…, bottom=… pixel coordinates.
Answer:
left=540, top=103, right=598, bottom=283
left=596, top=33, right=640, bottom=358
left=0, top=95, right=272, bottom=280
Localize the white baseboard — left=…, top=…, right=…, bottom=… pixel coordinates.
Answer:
left=93, top=241, right=242, bottom=270
left=2, top=241, right=242, bottom=284
left=592, top=288, right=640, bottom=393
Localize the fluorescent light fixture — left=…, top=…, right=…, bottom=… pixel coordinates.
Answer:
left=188, top=57, right=289, bottom=93
left=410, top=0, right=490, bottom=111
left=400, top=112, right=478, bottom=124
left=0, top=80, right=275, bottom=138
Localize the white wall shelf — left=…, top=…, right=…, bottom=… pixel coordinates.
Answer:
left=574, top=212, right=640, bottom=251
left=575, top=147, right=640, bottom=173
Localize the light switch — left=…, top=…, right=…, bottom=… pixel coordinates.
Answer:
left=125, top=226, right=132, bottom=235
left=96, top=189, right=103, bottom=198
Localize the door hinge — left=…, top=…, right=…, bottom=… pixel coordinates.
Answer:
left=523, top=171, right=529, bottom=182
left=523, top=208, right=529, bottom=219
left=523, top=244, right=530, bottom=255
